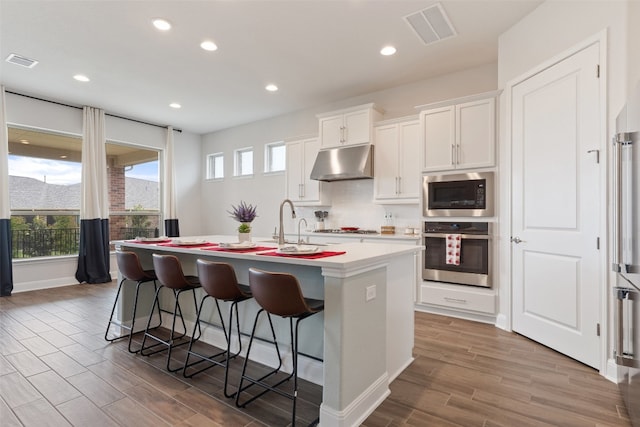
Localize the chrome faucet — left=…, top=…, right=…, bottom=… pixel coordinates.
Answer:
left=297, top=218, right=308, bottom=244
left=278, top=199, right=296, bottom=245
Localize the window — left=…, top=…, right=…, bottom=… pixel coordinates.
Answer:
left=8, top=127, right=82, bottom=258
left=234, top=147, right=253, bottom=176
left=106, top=142, right=160, bottom=241
left=264, top=141, right=285, bottom=173
left=206, top=152, right=224, bottom=179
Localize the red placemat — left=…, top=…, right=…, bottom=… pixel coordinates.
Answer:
left=157, top=242, right=217, bottom=248
left=201, top=246, right=273, bottom=253
left=125, top=239, right=172, bottom=244
left=258, top=250, right=346, bottom=259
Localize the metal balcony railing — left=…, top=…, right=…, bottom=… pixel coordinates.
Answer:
left=12, top=228, right=81, bottom=259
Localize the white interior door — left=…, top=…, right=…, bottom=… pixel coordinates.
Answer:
left=511, top=43, right=601, bottom=368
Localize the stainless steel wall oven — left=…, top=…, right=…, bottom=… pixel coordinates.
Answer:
left=422, top=222, right=492, bottom=288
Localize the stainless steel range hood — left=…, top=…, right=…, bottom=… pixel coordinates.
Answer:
left=310, top=144, right=374, bottom=182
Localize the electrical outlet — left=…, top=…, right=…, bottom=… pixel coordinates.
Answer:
left=365, top=285, right=376, bottom=302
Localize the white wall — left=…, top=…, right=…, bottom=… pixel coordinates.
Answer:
left=200, top=63, right=498, bottom=237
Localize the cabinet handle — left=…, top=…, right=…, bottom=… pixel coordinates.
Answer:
left=451, top=144, right=456, bottom=165
left=457, top=144, right=461, bottom=165
left=340, top=126, right=346, bottom=143
left=299, top=183, right=303, bottom=198
left=444, top=297, right=467, bottom=304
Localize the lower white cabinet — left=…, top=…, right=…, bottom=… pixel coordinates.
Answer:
left=374, top=119, right=420, bottom=203
left=420, top=281, right=496, bottom=314
left=285, top=137, right=327, bottom=205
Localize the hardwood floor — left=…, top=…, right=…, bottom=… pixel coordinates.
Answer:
left=0, top=281, right=631, bottom=426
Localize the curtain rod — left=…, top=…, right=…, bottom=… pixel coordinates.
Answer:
left=5, top=90, right=182, bottom=133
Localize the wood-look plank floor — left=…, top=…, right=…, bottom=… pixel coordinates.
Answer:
left=0, top=281, right=631, bottom=427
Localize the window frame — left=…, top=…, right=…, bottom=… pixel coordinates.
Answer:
left=264, top=141, right=286, bottom=174
left=233, top=146, right=254, bottom=177
left=206, top=152, right=224, bottom=180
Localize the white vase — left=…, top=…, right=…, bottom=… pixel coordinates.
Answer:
left=238, top=232, right=251, bottom=243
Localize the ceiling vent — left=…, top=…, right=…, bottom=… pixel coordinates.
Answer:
left=6, top=53, right=38, bottom=68
left=404, top=3, right=456, bottom=46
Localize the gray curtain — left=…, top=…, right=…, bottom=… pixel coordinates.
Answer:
left=75, top=106, right=112, bottom=284
left=0, top=86, right=13, bottom=296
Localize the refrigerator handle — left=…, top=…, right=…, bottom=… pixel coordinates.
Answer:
left=613, top=135, right=623, bottom=271
left=614, top=287, right=632, bottom=366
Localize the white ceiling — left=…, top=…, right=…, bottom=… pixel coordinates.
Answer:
left=0, top=0, right=542, bottom=134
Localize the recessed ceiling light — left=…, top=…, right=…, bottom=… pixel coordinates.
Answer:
left=73, top=74, right=90, bottom=82
left=20, top=139, right=29, bottom=145
left=60, top=155, right=67, bottom=159
left=200, top=40, right=218, bottom=51
left=380, top=45, right=397, bottom=56
left=169, top=103, right=181, bottom=109
left=152, top=18, right=171, bottom=31
left=265, top=84, right=278, bottom=92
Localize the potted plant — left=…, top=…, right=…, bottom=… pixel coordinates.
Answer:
left=228, top=201, right=257, bottom=242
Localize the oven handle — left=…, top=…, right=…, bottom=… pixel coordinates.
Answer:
left=423, top=233, right=491, bottom=240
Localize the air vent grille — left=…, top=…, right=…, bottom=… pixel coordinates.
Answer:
left=6, top=53, right=38, bottom=68
left=404, top=3, right=456, bottom=46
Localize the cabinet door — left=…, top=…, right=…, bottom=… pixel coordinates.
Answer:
left=374, top=124, right=400, bottom=200
left=344, top=109, right=370, bottom=145
left=319, top=115, right=344, bottom=149
left=398, top=120, right=420, bottom=200
left=285, top=140, right=304, bottom=201
left=421, top=106, right=455, bottom=171
left=301, top=138, right=320, bottom=202
left=456, top=98, right=495, bottom=169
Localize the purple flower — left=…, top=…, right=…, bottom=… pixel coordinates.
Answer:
left=228, top=201, right=258, bottom=223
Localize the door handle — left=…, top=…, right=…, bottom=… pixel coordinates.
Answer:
left=511, top=237, right=524, bottom=244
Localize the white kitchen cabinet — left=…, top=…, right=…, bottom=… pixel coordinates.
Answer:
left=317, top=103, right=382, bottom=149
left=285, top=137, right=327, bottom=205
left=420, top=97, right=495, bottom=172
left=374, top=119, right=420, bottom=203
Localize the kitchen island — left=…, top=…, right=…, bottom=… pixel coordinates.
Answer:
left=114, top=236, right=419, bottom=427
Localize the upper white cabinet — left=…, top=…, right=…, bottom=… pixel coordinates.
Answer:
left=317, top=103, right=383, bottom=149
left=285, top=137, right=327, bottom=205
left=420, top=97, right=495, bottom=172
left=374, top=119, right=421, bottom=203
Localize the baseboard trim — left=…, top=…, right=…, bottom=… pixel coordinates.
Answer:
left=319, top=373, right=390, bottom=427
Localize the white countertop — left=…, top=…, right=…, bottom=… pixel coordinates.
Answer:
left=116, top=234, right=420, bottom=270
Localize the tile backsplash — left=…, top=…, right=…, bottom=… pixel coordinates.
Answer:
left=297, top=180, right=421, bottom=232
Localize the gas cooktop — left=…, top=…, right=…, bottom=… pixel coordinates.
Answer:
left=313, top=229, right=379, bottom=235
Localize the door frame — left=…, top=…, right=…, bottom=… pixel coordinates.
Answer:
left=498, top=30, right=609, bottom=374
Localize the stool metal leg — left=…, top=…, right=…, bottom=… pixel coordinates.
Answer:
left=235, top=310, right=286, bottom=408
left=236, top=312, right=317, bottom=427
left=128, top=279, right=162, bottom=353
left=183, top=296, right=245, bottom=398
left=105, top=278, right=162, bottom=353
left=139, top=286, right=200, bottom=373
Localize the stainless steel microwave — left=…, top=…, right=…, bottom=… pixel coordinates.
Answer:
left=422, top=172, right=494, bottom=217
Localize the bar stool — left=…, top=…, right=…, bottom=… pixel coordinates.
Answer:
left=183, top=259, right=257, bottom=398
left=140, top=253, right=201, bottom=372
left=105, top=251, right=161, bottom=353
left=236, top=268, right=324, bottom=427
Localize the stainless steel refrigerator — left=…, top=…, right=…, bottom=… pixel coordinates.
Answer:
left=613, top=82, right=640, bottom=427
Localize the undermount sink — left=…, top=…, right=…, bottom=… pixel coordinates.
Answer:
left=256, top=239, right=328, bottom=246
